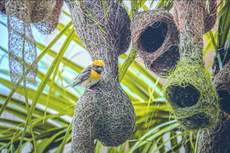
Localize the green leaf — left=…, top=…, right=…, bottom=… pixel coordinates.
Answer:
left=17, top=28, right=75, bottom=152
left=57, top=119, right=73, bottom=153
left=37, top=129, right=66, bottom=153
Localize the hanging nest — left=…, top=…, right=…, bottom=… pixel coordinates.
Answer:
left=30, top=0, right=56, bottom=23
left=164, top=53, right=219, bottom=130
left=0, top=0, right=5, bottom=14
left=213, top=61, right=230, bottom=114
left=66, top=0, right=135, bottom=152
left=198, top=111, right=230, bottom=153
left=33, top=1, right=64, bottom=34
left=4, top=0, right=63, bottom=86
left=131, top=8, right=180, bottom=78
left=164, top=1, right=219, bottom=130
left=2, top=0, right=64, bottom=33
left=6, top=0, right=56, bottom=22
left=213, top=61, right=230, bottom=93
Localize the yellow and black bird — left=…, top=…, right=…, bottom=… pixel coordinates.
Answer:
left=65, top=60, right=104, bottom=93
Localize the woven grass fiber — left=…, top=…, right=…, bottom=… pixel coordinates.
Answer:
left=66, top=0, right=135, bottom=152
left=164, top=0, right=219, bottom=130
left=198, top=111, right=230, bottom=153
left=213, top=61, right=230, bottom=114
left=131, top=7, right=180, bottom=78
left=3, top=0, right=63, bottom=87
left=172, top=0, right=217, bottom=34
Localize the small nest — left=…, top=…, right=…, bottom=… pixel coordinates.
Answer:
left=33, top=0, right=64, bottom=34
left=30, top=0, right=56, bottom=23
left=4, top=1, right=63, bottom=86
left=0, top=0, right=5, bottom=14
left=164, top=53, right=219, bottom=130
left=198, top=111, right=230, bottom=153
left=213, top=61, right=230, bottom=114
left=2, top=1, right=63, bottom=33
left=131, top=8, right=180, bottom=78
left=5, top=0, right=56, bottom=23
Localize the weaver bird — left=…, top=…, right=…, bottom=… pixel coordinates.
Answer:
left=65, top=60, right=104, bottom=93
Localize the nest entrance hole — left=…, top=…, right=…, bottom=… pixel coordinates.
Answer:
left=166, top=84, right=200, bottom=108
left=219, top=91, right=230, bottom=114
left=140, top=22, right=168, bottom=53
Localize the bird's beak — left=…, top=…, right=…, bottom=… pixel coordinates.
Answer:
left=99, top=66, right=104, bottom=71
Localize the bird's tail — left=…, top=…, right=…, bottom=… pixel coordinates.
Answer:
left=65, top=84, right=73, bottom=88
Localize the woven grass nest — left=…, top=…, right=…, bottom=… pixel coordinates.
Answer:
left=2, top=0, right=63, bottom=86
left=2, top=0, right=63, bottom=34
left=66, top=0, right=135, bottom=152
left=164, top=53, right=219, bottom=130
left=213, top=61, right=230, bottom=114
left=198, top=111, right=230, bottom=153
left=131, top=7, right=180, bottom=78
left=164, top=0, right=219, bottom=130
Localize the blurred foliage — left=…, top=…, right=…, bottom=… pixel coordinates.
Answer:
left=0, top=0, right=229, bottom=152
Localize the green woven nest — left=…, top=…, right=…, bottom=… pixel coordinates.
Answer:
left=164, top=53, right=219, bottom=130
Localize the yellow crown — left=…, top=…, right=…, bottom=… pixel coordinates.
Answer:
left=93, top=60, right=104, bottom=67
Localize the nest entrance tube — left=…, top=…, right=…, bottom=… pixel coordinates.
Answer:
left=165, top=84, right=200, bottom=108
left=140, top=22, right=168, bottom=53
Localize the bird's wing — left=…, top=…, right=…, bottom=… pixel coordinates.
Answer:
left=74, top=65, right=92, bottom=82
left=65, top=65, right=92, bottom=88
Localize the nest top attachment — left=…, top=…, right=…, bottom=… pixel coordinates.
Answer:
left=131, top=8, right=180, bottom=78
left=69, top=0, right=131, bottom=57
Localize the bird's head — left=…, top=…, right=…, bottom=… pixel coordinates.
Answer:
left=92, top=60, right=104, bottom=74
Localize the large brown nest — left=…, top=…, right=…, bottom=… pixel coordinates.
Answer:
left=131, top=8, right=180, bottom=78
left=66, top=0, right=135, bottom=152
left=213, top=61, right=230, bottom=114
left=198, top=111, right=230, bottom=153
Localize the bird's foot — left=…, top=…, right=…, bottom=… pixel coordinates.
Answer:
left=86, top=88, right=101, bottom=94
left=99, top=78, right=104, bottom=81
